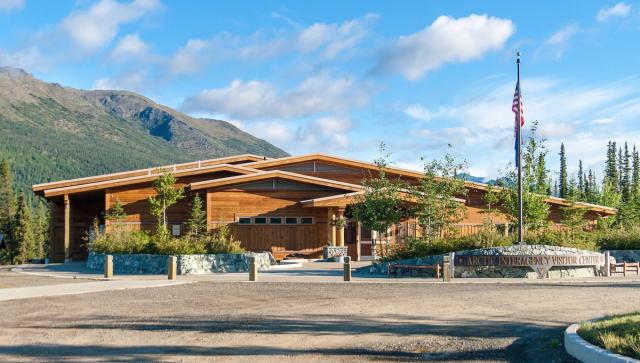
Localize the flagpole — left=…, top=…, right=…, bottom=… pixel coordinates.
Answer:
left=516, top=52, right=524, bottom=245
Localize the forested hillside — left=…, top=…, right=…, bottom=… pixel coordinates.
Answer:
left=0, top=67, right=287, bottom=195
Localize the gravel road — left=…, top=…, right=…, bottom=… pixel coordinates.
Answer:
left=1, top=279, right=639, bottom=362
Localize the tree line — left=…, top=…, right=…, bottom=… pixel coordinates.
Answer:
left=0, top=159, right=49, bottom=264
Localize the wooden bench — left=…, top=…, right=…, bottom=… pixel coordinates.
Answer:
left=271, top=247, right=323, bottom=261
left=610, top=262, right=640, bottom=276
left=388, top=264, right=441, bottom=279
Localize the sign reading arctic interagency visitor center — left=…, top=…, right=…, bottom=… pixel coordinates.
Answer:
left=455, top=254, right=604, bottom=267
left=454, top=254, right=605, bottom=278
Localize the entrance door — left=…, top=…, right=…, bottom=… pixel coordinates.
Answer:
left=359, top=225, right=374, bottom=261
left=345, top=221, right=358, bottom=261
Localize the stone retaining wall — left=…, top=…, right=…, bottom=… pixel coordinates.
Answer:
left=355, top=245, right=605, bottom=278
left=87, top=252, right=271, bottom=275
left=455, top=245, right=604, bottom=278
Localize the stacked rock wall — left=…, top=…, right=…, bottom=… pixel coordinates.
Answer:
left=87, top=252, right=271, bottom=275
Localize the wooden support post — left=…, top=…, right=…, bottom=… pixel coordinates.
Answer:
left=104, top=255, right=113, bottom=279
left=168, top=256, right=177, bottom=280
left=327, top=208, right=336, bottom=246
left=442, top=256, right=451, bottom=282
left=337, top=208, right=345, bottom=247
left=249, top=256, right=258, bottom=282
left=356, top=222, right=361, bottom=262
left=449, top=252, right=455, bottom=279
left=343, top=256, right=351, bottom=282
left=63, top=194, right=71, bottom=263
left=504, top=223, right=509, bottom=237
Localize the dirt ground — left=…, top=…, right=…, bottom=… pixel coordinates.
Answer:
left=0, top=280, right=639, bottom=362
left=0, top=269, right=87, bottom=289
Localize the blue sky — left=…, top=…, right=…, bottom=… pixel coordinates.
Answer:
left=2, top=0, right=640, bottom=181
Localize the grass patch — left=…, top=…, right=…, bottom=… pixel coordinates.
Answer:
left=579, top=312, right=640, bottom=359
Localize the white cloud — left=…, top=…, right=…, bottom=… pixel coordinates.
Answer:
left=298, top=116, right=352, bottom=149
left=537, top=122, right=576, bottom=138
left=597, top=2, right=631, bottom=22
left=0, top=0, right=24, bottom=12
left=0, top=46, right=49, bottom=70
left=590, top=117, right=615, bottom=125
left=110, top=33, right=150, bottom=60
left=374, top=14, right=514, bottom=80
left=92, top=69, right=148, bottom=91
left=401, top=76, right=640, bottom=179
left=296, top=14, right=378, bottom=59
left=181, top=74, right=375, bottom=120
left=60, top=0, right=161, bottom=52
left=538, top=24, right=579, bottom=60
left=168, top=14, right=376, bottom=75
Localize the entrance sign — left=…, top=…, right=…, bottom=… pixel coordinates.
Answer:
left=455, top=254, right=604, bottom=279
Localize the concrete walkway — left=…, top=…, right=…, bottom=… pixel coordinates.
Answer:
left=13, top=262, right=640, bottom=285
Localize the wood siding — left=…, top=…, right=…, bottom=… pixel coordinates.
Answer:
left=105, top=171, right=238, bottom=233
left=207, top=186, right=342, bottom=252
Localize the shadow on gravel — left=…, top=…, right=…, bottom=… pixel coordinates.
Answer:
left=13, top=315, right=575, bottom=362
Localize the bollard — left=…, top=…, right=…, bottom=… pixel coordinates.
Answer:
left=104, top=254, right=113, bottom=279
left=249, top=256, right=258, bottom=282
left=442, top=255, right=451, bottom=282
left=343, top=256, right=352, bottom=282
left=449, top=252, right=455, bottom=280
left=604, top=251, right=611, bottom=277
left=168, top=256, right=177, bottom=280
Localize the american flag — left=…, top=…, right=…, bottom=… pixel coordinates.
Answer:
left=512, top=80, right=524, bottom=165
left=512, top=80, right=524, bottom=134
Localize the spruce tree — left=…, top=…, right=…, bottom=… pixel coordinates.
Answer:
left=34, top=202, right=49, bottom=259
left=13, top=194, right=36, bottom=264
left=632, top=145, right=640, bottom=199
left=559, top=143, right=568, bottom=198
left=604, top=141, right=618, bottom=190
left=618, top=146, right=624, bottom=189
left=0, top=159, right=16, bottom=261
left=622, top=142, right=631, bottom=202
left=186, top=194, right=207, bottom=237
left=577, top=160, right=584, bottom=199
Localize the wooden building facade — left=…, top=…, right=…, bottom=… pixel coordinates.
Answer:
left=33, top=153, right=617, bottom=262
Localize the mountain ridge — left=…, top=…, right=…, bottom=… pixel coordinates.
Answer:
left=0, top=67, right=287, bottom=194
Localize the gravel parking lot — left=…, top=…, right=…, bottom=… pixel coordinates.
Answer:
left=0, top=279, right=639, bottom=362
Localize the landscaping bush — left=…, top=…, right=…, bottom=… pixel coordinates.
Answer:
left=523, top=228, right=598, bottom=251
left=87, top=222, right=245, bottom=256
left=88, top=229, right=152, bottom=254
left=382, top=229, right=513, bottom=262
left=203, top=224, right=245, bottom=254
left=595, top=226, right=640, bottom=250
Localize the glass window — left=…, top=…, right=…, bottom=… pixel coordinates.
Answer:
left=254, top=217, right=267, bottom=224
left=238, top=217, right=251, bottom=225
left=300, top=217, right=313, bottom=224
left=285, top=217, right=298, bottom=224
left=269, top=217, right=282, bottom=225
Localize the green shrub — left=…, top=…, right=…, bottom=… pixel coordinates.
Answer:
left=524, top=228, right=598, bottom=251
left=203, top=224, right=245, bottom=254
left=88, top=229, right=152, bottom=254
left=595, top=226, right=640, bottom=250
left=153, top=235, right=207, bottom=255
left=87, top=220, right=245, bottom=255
left=382, top=229, right=513, bottom=262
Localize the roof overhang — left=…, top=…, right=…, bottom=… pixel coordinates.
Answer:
left=42, top=164, right=258, bottom=197
left=300, top=190, right=466, bottom=208
left=33, top=154, right=268, bottom=193
left=190, top=170, right=364, bottom=192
